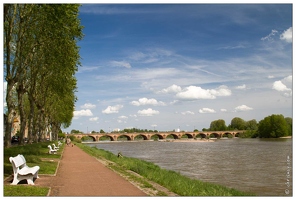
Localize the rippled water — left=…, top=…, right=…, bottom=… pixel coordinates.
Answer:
left=86, top=138, right=292, bottom=196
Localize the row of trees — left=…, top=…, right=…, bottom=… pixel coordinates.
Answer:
left=4, top=4, right=83, bottom=147
left=204, top=115, right=292, bottom=138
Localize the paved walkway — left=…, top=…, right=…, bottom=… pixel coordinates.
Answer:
left=37, top=144, right=147, bottom=196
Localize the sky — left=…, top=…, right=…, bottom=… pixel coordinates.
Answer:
left=61, top=3, right=293, bottom=133
left=2, top=3, right=293, bottom=134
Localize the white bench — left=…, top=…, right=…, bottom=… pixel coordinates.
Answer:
left=52, top=143, right=59, bottom=150
left=48, top=145, right=57, bottom=154
left=9, top=154, right=40, bottom=185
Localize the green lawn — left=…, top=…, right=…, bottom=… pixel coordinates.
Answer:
left=3, top=141, right=64, bottom=196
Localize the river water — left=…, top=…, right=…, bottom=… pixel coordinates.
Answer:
left=86, top=138, right=292, bottom=196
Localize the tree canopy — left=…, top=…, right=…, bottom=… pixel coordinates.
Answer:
left=257, top=114, right=290, bottom=138
left=4, top=4, right=83, bottom=147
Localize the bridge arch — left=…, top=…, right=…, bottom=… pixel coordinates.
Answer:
left=182, top=133, right=194, bottom=139
left=134, top=134, right=149, bottom=140
left=195, top=133, right=207, bottom=138
left=221, top=132, right=233, bottom=138
left=117, top=134, right=132, bottom=141
left=99, top=135, right=114, bottom=141
left=80, top=135, right=96, bottom=141
left=150, top=134, right=165, bottom=140
left=209, top=132, right=220, bottom=138
left=165, top=133, right=179, bottom=139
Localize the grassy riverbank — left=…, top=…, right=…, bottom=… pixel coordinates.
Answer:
left=77, top=143, right=254, bottom=196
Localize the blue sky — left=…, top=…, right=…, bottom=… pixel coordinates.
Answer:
left=2, top=3, right=292, bottom=133
left=62, top=3, right=292, bottom=133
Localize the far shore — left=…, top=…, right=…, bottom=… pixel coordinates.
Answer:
left=279, top=136, right=292, bottom=139
left=160, top=139, right=215, bottom=143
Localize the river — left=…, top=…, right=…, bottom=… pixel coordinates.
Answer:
left=85, top=138, right=292, bottom=196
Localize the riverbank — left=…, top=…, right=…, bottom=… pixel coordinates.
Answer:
left=161, top=139, right=215, bottom=142
left=279, top=136, right=292, bottom=139
left=77, top=143, right=254, bottom=196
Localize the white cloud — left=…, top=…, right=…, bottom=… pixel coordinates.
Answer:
left=272, top=80, right=291, bottom=92
left=110, top=60, right=131, bottom=68
left=283, top=75, right=292, bottom=82
left=280, top=27, right=292, bottom=43
left=221, top=108, right=227, bottom=112
left=268, top=75, right=274, bottom=79
left=102, top=105, right=123, bottom=114
left=235, top=84, right=246, bottom=90
left=176, top=85, right=231, bottom=100
left=137, top=108, right=160, bottom=116
left=118, top=115, right=128, bottom=119
left=272, top=76, right=292, bottom=97
left=81, top=103, right=96, bottom=109
left=130, top=97, right=166, bottom=106
left=235, top=105, right=253, bottom=112
left=177, top=86, right=215, bottom=100
left=210, top=85, right=232, bottom=96
left=199, top=108, right=216, bottom=113
left=74, top=109, right=93, bottom=117
left=261, top=29, right=278, bottom=41
left=117, top=119, right=127, bottom=123
left=158, top=84, right=182, bottom=94
left=181, top=111, right=195, bottom=115
left=89, top=117, right=99, bottom=121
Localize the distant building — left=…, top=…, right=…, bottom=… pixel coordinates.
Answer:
left=175, top=128, right=180, bottom=132
left=113, top=128, right=120, bottom=132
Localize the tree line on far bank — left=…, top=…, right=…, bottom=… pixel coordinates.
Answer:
left=202, top=114, right=292, bottom=138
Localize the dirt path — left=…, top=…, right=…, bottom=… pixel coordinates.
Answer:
left=36, top=144, right=147, bottom=196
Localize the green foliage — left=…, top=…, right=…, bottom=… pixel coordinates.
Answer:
left=81, top=136, right=93, bottom=141
left=58, top=132, right=66, bottom=139
left=230, top=117, right=246, bottom=130
left=71, top=129, right=81, bottom=134
left=4, top=4, right=84, bottom=147
left=238, top=130, right=258, bottom=138
left=210, top=119, right=227, bottom=131
left=100, top=129, right=105, bottom=133
left=285, top=117, right=292, bottom=136
left=258, top=114, right=289, bottom=138
left=245, top=119, right=258, bottom=130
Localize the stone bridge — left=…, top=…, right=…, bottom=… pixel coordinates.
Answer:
left=69, top=131, right=244, bottom=142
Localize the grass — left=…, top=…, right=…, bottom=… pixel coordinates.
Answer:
left=3, top=141, right=64, bottom=196
left=77, top=143, right=255, bottom=196
left=3, top=185, right=49, bottom=196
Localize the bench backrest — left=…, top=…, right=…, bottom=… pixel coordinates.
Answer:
left=48, top=145, right=55, bottom=151
left=9, top=154, right=27, bottom=174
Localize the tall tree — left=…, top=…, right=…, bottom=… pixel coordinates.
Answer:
left=258, top=114, right=288, bottom=138
left=209, top=119, right=227, bottom=131
left=4, top=4, right=83, bottom=146
left=245, top=119, right=258, bottom=130
left=230, top=117, right=246, bottom=130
